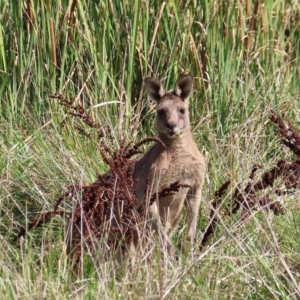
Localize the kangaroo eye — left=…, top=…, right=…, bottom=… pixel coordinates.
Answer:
left=157, top=109, right=165, bottom=116
left=179, top=109, right=185, bottom=114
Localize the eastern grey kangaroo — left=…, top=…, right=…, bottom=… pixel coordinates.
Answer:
left=134, top=74, right=206, bottom=253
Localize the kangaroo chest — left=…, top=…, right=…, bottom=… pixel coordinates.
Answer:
left=134, top=141, right=205, bottom=203
left=149, top=150, right=199, bottom=192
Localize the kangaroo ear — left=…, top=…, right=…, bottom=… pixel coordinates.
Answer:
left=144, top=77, right=166, bottom=102
left=174, top=74, right=194, bottom=100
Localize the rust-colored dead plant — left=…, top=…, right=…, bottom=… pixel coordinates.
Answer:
left=201, top=110, right=300, bottom=247
left=17, top=94, right=188, bottom=264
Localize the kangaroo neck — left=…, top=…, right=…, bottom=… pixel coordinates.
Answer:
left=158, top=131, right=192, bottom=149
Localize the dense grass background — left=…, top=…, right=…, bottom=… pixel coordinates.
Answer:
left=1, top=0, right=300, bottom=299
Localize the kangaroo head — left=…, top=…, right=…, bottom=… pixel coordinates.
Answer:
left=144, top=74, right=194, bottom=139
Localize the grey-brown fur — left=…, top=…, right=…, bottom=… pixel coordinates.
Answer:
left=134, top=74, right=206, bottom=253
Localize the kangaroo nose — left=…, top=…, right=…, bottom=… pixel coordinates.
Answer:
left=166, top=122, right=177, bottom=130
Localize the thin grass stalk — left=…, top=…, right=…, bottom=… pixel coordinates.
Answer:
left=26, top=0, right=33, bottom=31
left=68, top=0, right=78, bottom=42
left=50, top=18, right=57, bottom=68
left=125, top=0, right=141, bottom=128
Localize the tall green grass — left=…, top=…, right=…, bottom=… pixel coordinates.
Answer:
left=1, top=0, right=300, bottom=299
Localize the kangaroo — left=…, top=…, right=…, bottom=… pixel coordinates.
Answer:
left=133, top=74, right=206, bottom=254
